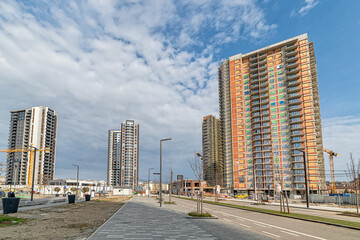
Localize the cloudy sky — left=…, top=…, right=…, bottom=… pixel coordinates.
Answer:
left=0, top=0, right=359, bottom=182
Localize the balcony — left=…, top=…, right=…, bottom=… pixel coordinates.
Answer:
left=290, top=124, right=304, bottom=130
left=285, top=43, right=297, bottom=51
left=285, top=50, right=298, bottom=57
left=289, top=111, right=302, bottom=117
left=259, top=75, right=268, bottom=81
left=259, top=64, right=267, bottom=71
left=250, top=61, right=258, bottom=67
left=260, top=81, right=268, bottom=87
left=287, top=74, right=300, bottom=81
left=287, top=86, right=301, bottom=93
left=291, top=130, right=303, bottom=136
left=251, top=84, right=259, bottom=89
left=260, top=87, right=268, bottom=93
left=250, top=55, right=257, bottom=60
left=251, top=89, right=259, bottom=95
left=290, top=117, right=303, bottom=124
left=250, top=73, right=259, bottom=79
left=287, top=67, right=300, bottom=75
left=252, top=106, right=260, bottom=112
left=288, top=98, right=301, bottom=105
left=259, top=70, right=267, bottom=76
left=286, top=55, right=299, bottom=63
left=250, top=67, right=258, bottom=73
left=287, top=79, right=300, bottom=87
left=291, top=136, right=304, bottom=143
left=261, top=98, right=269, bottom=104
left=252, top=100, right=260, bottom=106
left=252, top=94, right=260, bottom=100
left=288, top=92, right=300, bottom=99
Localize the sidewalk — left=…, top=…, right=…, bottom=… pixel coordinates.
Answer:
left=88, top=196, right=269, bottom=240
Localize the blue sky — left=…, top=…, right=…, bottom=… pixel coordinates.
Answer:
left=0, top=0, right=359, bottom=182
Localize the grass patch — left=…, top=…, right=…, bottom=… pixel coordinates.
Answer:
left=188, top=212, right=212, bottom=218
left=342, top=212, right=360, bottom=217
left=175, top=196, right=360, bottom=229
left=164, top=201, right=176, bottom=204
left=0, top=215, right=26, bottom=227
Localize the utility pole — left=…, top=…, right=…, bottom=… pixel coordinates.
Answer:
left=148, top=168, right=154, bottom=198
left=30, top=147, right=38, bottom=201
left=73, top=164, right=79, bottom=199
left=301, top=150, right=310, bottom=208
left=169, top=169, right=173, bottom=203
left=159, top=138, right=171, bottom=207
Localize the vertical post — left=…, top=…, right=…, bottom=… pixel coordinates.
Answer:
left=160, top=140, right=162, bottom=207
left=303, top=150, right=310, bottom=208
left=148, top=168, right=153, bottom=198
left=76, top=166, right=79, bottom=199
left=169, top=169, right=173, bottom=203
left=31, top=147, right=37, bottom=201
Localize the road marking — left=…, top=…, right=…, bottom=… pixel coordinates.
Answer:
left=262, top=231, right=280, bottom=238
left=239, top=223, right=252, bottom=228
left=280, top=230, right=299, bottom=237
left=223, top=218, right=232, bottom=222
left=253, top=223, right=267, bottom=228
left=201, top=204, right=327, bottom=240
left=235, top=217, right=244, bottom=221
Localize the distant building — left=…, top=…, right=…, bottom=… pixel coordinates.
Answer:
left=107, top=120, right=139, bottom=189
left=177, top=175, right=183, bottom=181
left=202, top=115, right=223, bottom=186
left=6, top=106, right=58, bottom=185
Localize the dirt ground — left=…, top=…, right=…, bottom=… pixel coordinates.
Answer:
left=0, top=196, right=130, bottom=240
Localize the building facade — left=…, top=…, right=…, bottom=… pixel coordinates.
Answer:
left=107, top=120, right=139, bottom=189
left=202, top=115, right=223, bottom=187
left=107, top=130, right=122, bottom=186
left=6, top=106, right=58, bottom=186
left=218, top=34, right=325, bottom=196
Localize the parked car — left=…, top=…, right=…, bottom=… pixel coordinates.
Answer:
left=235, top=193, right=248, bottom=199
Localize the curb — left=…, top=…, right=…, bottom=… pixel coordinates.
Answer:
left=175, top=197, right=360, bottom=231
left=185, top=216, right=218, bottom=219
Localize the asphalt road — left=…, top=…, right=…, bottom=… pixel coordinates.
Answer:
left=173, top=197, right=360, bottom=240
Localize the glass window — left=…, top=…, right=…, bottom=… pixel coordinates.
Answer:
left=277, top=70, right=283, bottom=75
left=244, top=74, right=249, bottom=79
left=246, top=113, right=250, bottom=117
left=244, top=85, right=249, bottom=90
left=270, top=85, right=275, bottom=89
left=280, top=119, right=286, bottom=124
left=270, top=79, right=275, bottom=83
left=269, top=73, right=275, bottom=78
left=246, top=130, right=251, bottom=134
left=273, top=133, right=278, bottom=137
left=247, top=136, right=251, bottom=140
left=278, top=83, right=284, bottom=87
left=271, top=108, right=276, bottom=113
left=270, top=96, right=276, bottom=101
left=271, top=114, right=277, bottom=119
left=279, top=100, right=284, bottom=105
left=272, top=126, right=277, bottom=131
left=278, top=77, right=283, bottom=81
left=269, top=67, right=274, bottom=72
left=245, top=96, right=250, bottom=100
left=273, top=139, right=279, bottom=143
left=245, top=91, right=249, bottom=95
left=246, top=124, right=251, bottom=129
left=273, top=145, right=279, bottom=150
left=279, top=94, right=285, bottom=99
left=280, top=125, right=287, bottom=130
left=279, top=88, right=284, bottom=93
left=271, top=102, right=276, bottom=107
left=277, top=65, right=282, bottom=70
left=279, top=107, right=285, bottom=112
left=244, top=79, right=249, bottom=84
left=272, top=120, right=277, bottom=124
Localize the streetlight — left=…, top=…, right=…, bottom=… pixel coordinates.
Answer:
left=72, top=164, right=79, bottom=199
left=30, top=146, right=38, bottom=202
left=148, top=168, right=154, bottom=198
left=160, top=138, right=172, bottom=207
left=299, top=149, right=309, bottom=208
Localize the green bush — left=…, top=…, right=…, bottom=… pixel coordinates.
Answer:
left=188, top=212, right=212, bottom=217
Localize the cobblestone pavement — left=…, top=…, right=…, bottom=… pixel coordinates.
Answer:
left=88, top=196, right=269, bottom=240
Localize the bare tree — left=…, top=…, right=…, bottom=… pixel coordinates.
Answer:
left=345, top=153, right=360, bottom=215
left=188, top=154, right=203, bottom=214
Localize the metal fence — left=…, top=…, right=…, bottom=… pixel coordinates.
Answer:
left=309, top=194, right=360, bottom=205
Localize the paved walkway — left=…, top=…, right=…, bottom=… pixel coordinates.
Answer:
left=88, top=196, right=269, bottom=240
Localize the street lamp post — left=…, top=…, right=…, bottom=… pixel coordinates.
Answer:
left=30, top=146, right=38, bottom=202
left=148, top=168, right=154, bottom=198
left=72, top=164, right=79, bottom=199
left=300, top=149, right=310, bottom=208
left=160, top=138, right=172, bottom=207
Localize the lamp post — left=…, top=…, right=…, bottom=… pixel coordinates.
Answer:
left=30, top=146, right=38, bottom=202
left=160, top=138, right=172, bottom=207
left=72, top=164, right=79, bottom=199
left=300, top=149, right=309, bottom=208
left=148, top=168, right=154, bottom=198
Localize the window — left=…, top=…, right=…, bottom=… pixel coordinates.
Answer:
left=270, top=96, right=276, bottom=101
left=269, top=73, right=274, bottom=78
left=244, top=85, right=249, bottom=90
left=278, top=77, right=283, bottom=81
left=271, top=108, right=276, bottom=113
left=279, top=100, right=284, bottom=105
left=279, top=107, right=285, bottom=112
left=277, top=70, right=283, bottom=75
left=247, top=154, right=252, bottom=158
left=246, top=113, right=250, bottom=117
left=272, top=126, right=277, bottom=131
left=245, top=91, right=249, bottom=95
left=280, top=125, right=287, bottom=130
left=247, top=136, right=251, bottom=140
left=279, top=113, right=285, bottom=118
left=269, top=67, right=274, bottom=72
left=272, top=120, right=277, bottom=124
left=264, top=146, right=271, bottom=150
left=277, top=65, right=282, bottom=70
left=283, top=150, right=288, bottom=155
left=273, top=133, right=278, bottom=137
left=245, top=96, right=250, bottom=100
left=255, top=147, right=262, bottom=151
left=278, top=83, right=284, bottom=87
left=293, top=143, right=302, bottom=148
left=283, top=157, right=289, bottom=162
left=280, top=119, right=286, bottom=124
left=279, top=94, right=285, bottom=99
left=270, top=79, right=275, bottom=84
left=271, top=102, right=276, bottom=107
left=270, top=85, right=275, bottom=89
left=246, top=118, right=251, bottom=123
left=245, top=102, right=250, bottom=106
left=244, top=74, right=249, bottom=79
left=264, top=140, right=270, bottom=144
left=273, top=145, right=279, bottom=150
left=244, top=79, right=249, bottom=84
left=270, top=90, right=276, bottom=95
left=246, top=124, right=251, bottom=129
left=279, top=88, right=284, bottom=93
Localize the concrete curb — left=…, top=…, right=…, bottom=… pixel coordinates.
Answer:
left=175, top=197, right=360, bottom=231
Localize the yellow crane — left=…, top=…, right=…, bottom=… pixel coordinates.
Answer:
left=0, top=147, right=51, bottom=187
left=324, top=148, right=339, bottom=194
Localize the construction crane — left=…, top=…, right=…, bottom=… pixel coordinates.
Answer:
left=324, top=148, right=339, bottom=194
left=0, top=147, right=51, bottom=187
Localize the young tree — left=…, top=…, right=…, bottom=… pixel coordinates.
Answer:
left=345, top=153, right=360, bottom=215
left=54, top=187, right=61, bottom=194
left=82, top=187, right=90, bottom=194
left=188, top=153, right=204, bottom=214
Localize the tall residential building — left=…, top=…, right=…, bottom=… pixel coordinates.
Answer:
left=6, top=106, right=58, bottom=186
left=107, top=120, right=139, bottom=189
left=219, top=34, right=325, bottom=196
left=202, top=115, right=223, bottom=187
left=107, top=130, right=122, bottom=186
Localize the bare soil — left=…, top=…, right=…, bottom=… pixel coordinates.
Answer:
left=0, top=196, right=130, bottom=240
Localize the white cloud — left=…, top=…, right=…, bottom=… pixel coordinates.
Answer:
left=322, top=116, right=360, bottom=181
left=291, top=0, right=319, bottom=17
left=0, top=0, right=275, bottom=181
